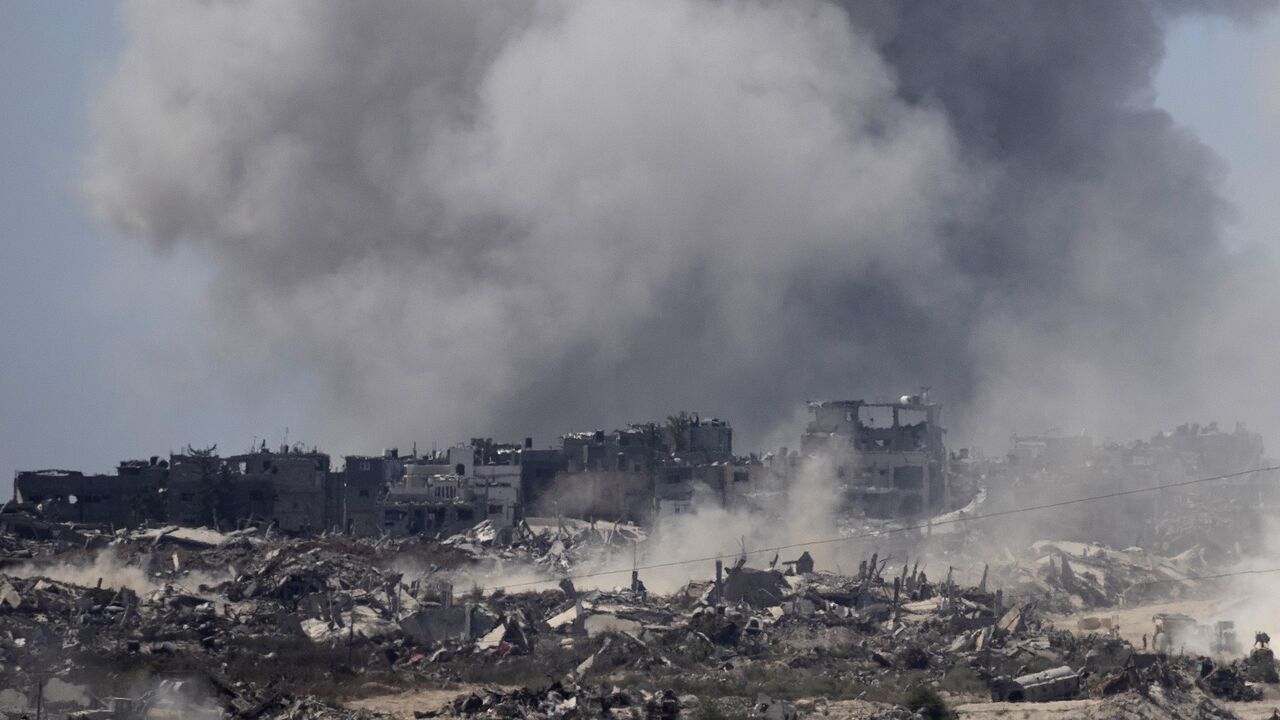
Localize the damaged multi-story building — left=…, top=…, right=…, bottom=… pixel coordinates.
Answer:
left=800, top=393, right=950, bottom=518
left=523, top=414, right=751, bottom=521
left=11, top=392, right=964, bottom=536
left=995, top=420, right=1269, bottom=552
left=377, top=444, right=520, bottom=536
left=11, top=460, right=165, bottom=527
left=338, top=450, right=404, bottom=536
left=12, top=442, right=527, bottom=539
left=167, top=446, right=333, bottom=533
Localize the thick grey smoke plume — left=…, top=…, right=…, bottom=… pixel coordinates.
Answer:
left=85, top=0, right=1277, bottom=450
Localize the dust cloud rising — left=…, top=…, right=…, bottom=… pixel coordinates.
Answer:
left=84, top=0, right=1280, bottom=451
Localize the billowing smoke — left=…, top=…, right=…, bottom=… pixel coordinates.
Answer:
left=84, top=0, right=1278, bottom=452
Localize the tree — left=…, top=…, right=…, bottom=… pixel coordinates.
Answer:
left=665, top=412, right=692, bottom=452
left=902, top=686, right=951, bottom=720
left=184, top=444, right=221, bottom=528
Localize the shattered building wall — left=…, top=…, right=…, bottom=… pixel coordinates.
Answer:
left=342, top=452, right=402, bottom=536
left=168, top=448, right=332, bottom=533
left=1150, top=422, right=1265, bottom=476
left=379, top=498, right=482, bottom=537
left=12, top=467, right=159, bottom=528
left=665, top=415, right=734, bottom=464
left=379, top=473, right=517, bottom=537
left=229, top=450, right=330, bottom=534
left=801, top=396, right=949, bottom=518
left=528, top=470, right=655, bottom=522
left=562, top=429, right=664, bottom=474
left=714, top=460, right=780, bottom=511
left=518, top=448, right=567, bottom=514
left=655, top=465, right=699, bottom=516
left=991, top=420, right=1270, bottom=552
left=404, top=445, right=474, bottom=479
left=532, top=417, right=742, bottom=521
left=166, top=451, right=232, bottom=527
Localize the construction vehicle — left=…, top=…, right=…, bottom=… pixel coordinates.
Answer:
left=1212, top=620, right=1241, bottom=656
left=1152, top=612, right=1201, bottom=654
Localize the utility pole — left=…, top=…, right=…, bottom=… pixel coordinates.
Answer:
left=34, top=673, right=44, bottom=720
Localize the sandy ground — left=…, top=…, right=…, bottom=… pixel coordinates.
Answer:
left=953, top=699, right=1103, bottom=718
left=1047, top=594, right=1257, bottom=655
left=1033, top=596, right=1280, bottom=718
left=344, top=686, right=512, bottom=719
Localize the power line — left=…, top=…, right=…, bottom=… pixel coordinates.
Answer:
left=496, top=464, right=1280, bottom=591
left=1002, top=566, right=1280, bottom=604
left=1103, top=566, right=1280, bottom=590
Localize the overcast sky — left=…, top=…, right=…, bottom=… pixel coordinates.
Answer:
left=2, top=4, right=1279, bottom=497
left=1, top=3, right=302, bottom=493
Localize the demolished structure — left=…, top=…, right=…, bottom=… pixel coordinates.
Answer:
left=2, top=503, right=1277, bottom=719
left=801, top=393, right=949, bottom=518
left=11, top=408, right=816, bottom=537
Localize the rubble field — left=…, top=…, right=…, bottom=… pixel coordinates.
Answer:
left=4, top=506, right=1280, bottom=720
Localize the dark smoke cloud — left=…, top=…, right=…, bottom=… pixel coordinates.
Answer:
left=84, top=0, right=1279, bottom=452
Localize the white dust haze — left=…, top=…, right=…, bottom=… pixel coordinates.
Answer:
left=428, top=451, right=851, bottom=595
left=84, top=0, right=1280, bottom=451
left=7, top=549, right=232, bottom=597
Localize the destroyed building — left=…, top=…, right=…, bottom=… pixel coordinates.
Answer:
left=8, top=436, right=576, bottom=536
left=12, top=460, right=164, bottom=527
left=991, top=421, right=1271, bottom=552
left=1010, top=433, right=1094, bottom=471
left=17, top=446, right=355, bottom=535
left=11, top=397, right=953, bottom=535
left=801, top=393, right=950, bottom=518
left=169, top=446, right=332, bottom=533
left=340, top=451, right=404, bottom=536
left=532, top=426, right=667, bottom=521
left=380, top=450, right=519, bottom=537
left=1152, top=421, right=1265, bottom=475
left=524, top=414, right=752, bottom=521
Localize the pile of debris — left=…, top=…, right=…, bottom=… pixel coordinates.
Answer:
left=430, top=681, right=682, bottom=719
left=2, top=509, right=1276, bottom=720
left=441, top=518, right=647, bottom=579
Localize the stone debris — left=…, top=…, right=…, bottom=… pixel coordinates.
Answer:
left=1, top=511, right=1273, bottom=720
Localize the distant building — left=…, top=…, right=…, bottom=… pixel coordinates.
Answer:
left=801, top=393, right=949, bottom=518
left=518, top=447, right=567, bottom=511
left=670, top=415, right=733, bottom=464
left=13, top=459, right=164, bottom=528
left=1149, top=421, right=1264, bottom=476
left=168, top=446, right=331, bottom=533
left=1010, top=434, right=1094, bottom=470
left=13, top=405, right=877, bottom=533
left=379, top=471, right=518, bottom=536
left=341, top=451, right=403, bottom=536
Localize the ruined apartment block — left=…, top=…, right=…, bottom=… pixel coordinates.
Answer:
left=800, top=393, right=950, bottom=518
left=11, top=396, right=957, bottom=537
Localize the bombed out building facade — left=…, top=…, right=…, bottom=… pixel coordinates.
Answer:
left=10, top=410, right=759, bottom=537
left=17, top=391, right=1256, bottom=539
left=12, top=444, right=520, bottom=539
left=801, top=393, right=950, bottom=518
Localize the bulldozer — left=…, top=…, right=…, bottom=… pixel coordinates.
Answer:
left=1152, top=612, right=1201, bottom=654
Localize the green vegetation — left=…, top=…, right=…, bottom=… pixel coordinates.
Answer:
left=902, top=685, right=951, bottom=720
